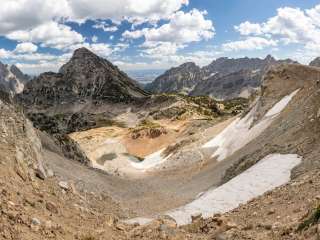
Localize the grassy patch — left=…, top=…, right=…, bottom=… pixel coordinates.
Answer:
left=80, top=235, right=96, bottom=240
left=153, top=93, right=249, bottom=118
left=130, top=119, right=161, bottom=132
left=297, top=205, right=320, bottom=232
left=95, top=117, right=126, bottom=128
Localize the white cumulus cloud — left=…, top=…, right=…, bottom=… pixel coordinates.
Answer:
left=222, top=37, right=278, bottom=51
left=234, top=5, right=320, bottom=47
left=123, top=9, right=214, bottom=44
left=14, top=42, right=38, bottom=53
left=7, top=21, right=84, bottom=50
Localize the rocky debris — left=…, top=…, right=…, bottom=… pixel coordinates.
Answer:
left=46, top=201, right=59, bottom=214
left=46, top=169, right=54, bottom=178
left=35, top=168, right=46, bottom=180
left=31, top=218, right=41, bottom=226
left=58, top=181, right=69, bottom=191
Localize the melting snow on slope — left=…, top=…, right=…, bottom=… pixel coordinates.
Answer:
left=167, top=154, right=301, bottom=225
left=130, top=149, right=172, bottom=171
left=202, top=89, right=300, bottom=161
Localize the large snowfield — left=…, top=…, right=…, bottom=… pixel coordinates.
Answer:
left=167, top=154, right=301, bottom=225
left=127, top=154, right=301, bottom=225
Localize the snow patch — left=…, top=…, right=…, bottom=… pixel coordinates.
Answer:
left=265, top=89, right=300, bottom=117
left=202, top=89, right=299, bottom=161
left=251, top=69, right=261, bottom=74
left=130, top=149, right=172, bottom=171
left=204, top=72, right=217, bottom=80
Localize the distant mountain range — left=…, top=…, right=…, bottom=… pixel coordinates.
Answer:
left=3, top=48, right=320, bottom=103
left=145, top=55, right=298, bottom=100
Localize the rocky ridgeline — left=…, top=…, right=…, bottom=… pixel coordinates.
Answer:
left=145, top=55, right=297, bottom=100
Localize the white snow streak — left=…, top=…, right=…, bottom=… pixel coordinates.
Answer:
left=130, top=149, right=172, bottom=171
left=202, top=89, right=299, bottom=161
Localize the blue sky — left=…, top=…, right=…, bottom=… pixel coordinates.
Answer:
left=0, top=0, right=320, bottom=75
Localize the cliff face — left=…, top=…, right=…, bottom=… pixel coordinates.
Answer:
left=144, top=62, right=204, bottom=94
left=18, top=47, right=149, bottom=108
left=0, top=93, right=47, bottom=181
left=190, top=70, right=261, bottom=100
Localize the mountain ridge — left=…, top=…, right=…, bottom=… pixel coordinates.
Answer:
left=145, top=55, right=298, bottom=99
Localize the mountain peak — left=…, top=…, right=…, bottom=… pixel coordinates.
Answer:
left=59, top=47, right=105, bottom=74
left=72, top=47, right=98, bottom=58
left=265, top=54, right=275, bottom=61
left=180, top=62, right=197, bottom=67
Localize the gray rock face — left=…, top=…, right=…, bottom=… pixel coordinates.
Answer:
left=0, top=92, right=48, bottom=181
left=144, top=62, right=204, bottom=94
left=309, top=57, right=320, bottom=67
left=190, top=70, right=261, bottom=100
left=146, top=55, right=297, bottom=99
left=0, top=62, right=30, bottom=95
left=17, top=47, right=149, bottom=108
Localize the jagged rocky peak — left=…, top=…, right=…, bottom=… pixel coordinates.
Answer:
left=265, top=54, right=275, bottom=61
left=17, top=47, right=149, bottom=108
left=10, top=64, right=30, bottom=82
left=176, top=62, right=198, bottom=69
left=309, top=57, right=320, bottom=67
left=160, top=62, right=201, bottom=75
left=0, top=61, right=28, bottom=95
left=59, top=47, right=128, bottom=80
left=203, top=55, right=282, bottom=76
left=60, top=47, right=108, bottom=73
